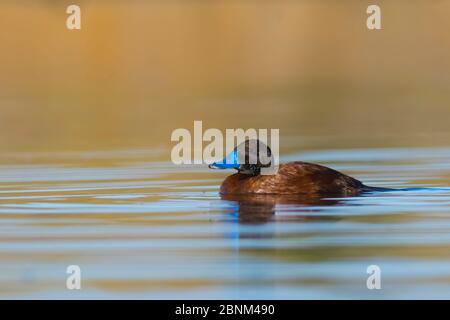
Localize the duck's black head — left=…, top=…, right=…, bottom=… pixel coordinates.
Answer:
left=208, top=139, right=272, bottom=176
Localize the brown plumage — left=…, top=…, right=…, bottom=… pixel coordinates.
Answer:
left=220, top=161, right=370, bottom=196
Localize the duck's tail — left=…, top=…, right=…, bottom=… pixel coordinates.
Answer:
left=362, top=185, right=396, bottom=192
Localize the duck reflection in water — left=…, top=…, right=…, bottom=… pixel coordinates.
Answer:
left=220, top=193, right=344, bottom=224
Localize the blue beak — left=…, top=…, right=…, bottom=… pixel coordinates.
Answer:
left=208, top=150, right=240, bottom=170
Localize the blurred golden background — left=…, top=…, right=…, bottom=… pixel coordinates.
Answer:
left=1, top=0, right=450, bottom=154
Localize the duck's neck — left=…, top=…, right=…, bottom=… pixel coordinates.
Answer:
left=238, top=164, right=261, bottom=176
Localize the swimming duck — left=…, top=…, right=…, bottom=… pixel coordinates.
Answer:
left=209, top=139, right=384, bottom=196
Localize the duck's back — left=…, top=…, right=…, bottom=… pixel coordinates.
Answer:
left=220, top=161, right=367, bottom=196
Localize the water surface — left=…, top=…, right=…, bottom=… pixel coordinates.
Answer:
left=1, top=143, right=450, bottom=299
